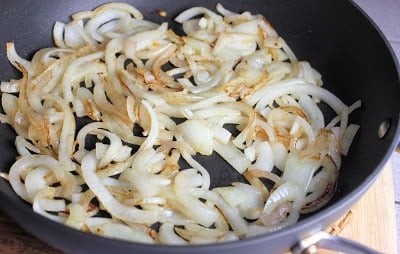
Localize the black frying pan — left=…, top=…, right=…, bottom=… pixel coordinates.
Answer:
left=0, top=0, right=399, bottom=253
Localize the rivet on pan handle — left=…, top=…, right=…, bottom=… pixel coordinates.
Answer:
left=291, top=231, right=382, bottom=254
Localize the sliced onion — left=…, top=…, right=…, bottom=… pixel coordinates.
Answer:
left=0, top=2, right=361, bottom=245
left=64, top=21, right=86, bottom=48
left=87, top=221, right=154, bottom=243
left=340, top=124, right=360, bottom=156
left=174, top=169, right=218, bottom=227
left=138, top=100, right=160, bottom=151
left=177, top=119, right=213, bottom=155
left=295, top=93, right=325, bottom=131
left=159, top=223, right=188, bottom=245
left=175, top=7, right=222, bottom=24
left=66, top=203, right=87, bottom=229
left=248, top=141, right=274, bottom=172
left=33, top=192, right=66, bottom=223
left=213, top=140, right=251, bottom=174
left=81, top=152, right=159, bottom=224
left=53, top=21, right=68, bottom=48
left=192, top=188, right=249, bottom=236
left=282, top=152, right=320, bottom=191
left=6, top=42, right=33, bottom=75
left=247, top=78, right=346, bottom=114
left=25, top=167, right=51, bottom=201
left=301, top=155, right=338, bottom=214
left=263, top=182, right=299, bottom=215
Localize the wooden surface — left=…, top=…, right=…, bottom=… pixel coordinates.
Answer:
left=0, top=162, right=397, bottom=254
left=325, top=162, right=398, bottom=254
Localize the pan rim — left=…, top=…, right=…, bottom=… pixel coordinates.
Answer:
left=0, top=0, right=399, bottom=252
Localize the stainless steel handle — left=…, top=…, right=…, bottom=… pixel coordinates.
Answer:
left=291, top=231, right=382, bottom=254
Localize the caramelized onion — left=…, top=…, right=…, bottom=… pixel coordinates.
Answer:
left=0, top=2, right=360, bottom=244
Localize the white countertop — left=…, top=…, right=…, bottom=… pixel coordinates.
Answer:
left=353, top=0, right=400, bottom=252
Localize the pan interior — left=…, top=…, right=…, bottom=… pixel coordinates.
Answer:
left=0, top=0, right=399, bottom=252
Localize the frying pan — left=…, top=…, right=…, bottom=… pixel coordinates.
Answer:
left=0, top=0, right=399, bottom=253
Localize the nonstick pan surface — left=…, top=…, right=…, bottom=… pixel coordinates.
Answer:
left=0, top=0, right=399, bottom=253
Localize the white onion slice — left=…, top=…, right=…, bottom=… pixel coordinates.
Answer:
left=159, top=223, right=188, bottom=245
left=87, top=222, right=154, bottom=243
left=6, top=43, right=33, bottom=75
left=81, top=152, right=159, bottom=224
left=175, top=7, right=222, bottom=24
left=174, top=169, right=218, bottom=227
left=178, top=119, right=213, bottom=155
left=213, top=140, right=251, bottom=174
left=340, top=124, right=360, bottom=156
left=247, top=78, right=346, bottom=114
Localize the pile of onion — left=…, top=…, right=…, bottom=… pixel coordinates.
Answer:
left=0, top=3, right=360, bottom=244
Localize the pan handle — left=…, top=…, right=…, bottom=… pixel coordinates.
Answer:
left=291, top=231, right=382, bottom=254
